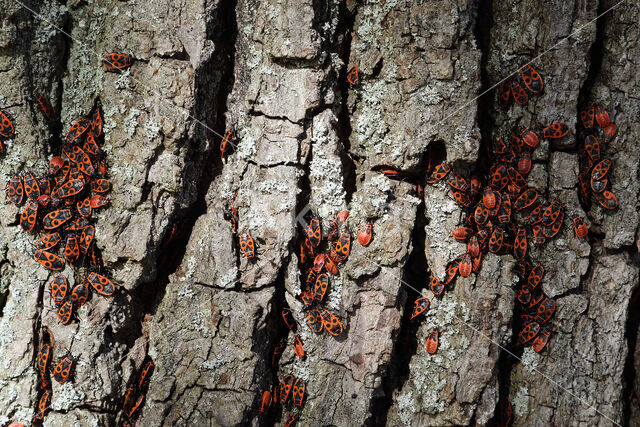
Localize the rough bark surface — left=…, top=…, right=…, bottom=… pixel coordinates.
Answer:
left=0, top=0, right=639, bottom=426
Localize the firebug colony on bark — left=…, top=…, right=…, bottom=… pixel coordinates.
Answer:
left=1, top=31, right=621, bottom=427
left=4, top=52, right=157, bottom=425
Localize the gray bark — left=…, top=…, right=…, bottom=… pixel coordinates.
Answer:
left=0, top=0, right=638, bottom=426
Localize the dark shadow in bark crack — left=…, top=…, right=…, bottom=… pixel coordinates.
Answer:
left=366, top=189, right=427, bottom=426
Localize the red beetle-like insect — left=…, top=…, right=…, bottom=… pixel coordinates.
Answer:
left=573, top=216, right=588, bottom=239
left=307, top=218, right=321, bottom=248
left=357, top=223, right=372, bottom=246
left=58, top=300, right=73, bottom=324
left=319, top=309, right=343, bottom=336
left=346, top=66, right=360, bottom=87
left=313, top=253, right=326, bottom=273
left=603, top=123, right=617, bottom=143
left=536, top=297, right=556, bottom=324
left=513, top=228, right=527, bottom=260
left=519, top=64, right=544, bottom=94
left=426, top=163, right=451, bottom=183
left=483, top=189, right=496, bottom=209
left=50, top=274, right=69, bottom=306
left=239, top=233, right=256, bottom=259
left=543, top=211, right=564, bottom=239
left=20, top=200, right=38, bottom=232
left=467, top=235, right=480, bottom=258
left=431, top=277, right=445, bottom=296
left=542, top=122, right=569, bottom=139
left=426, top=330, right=439, bottom=354
left=593, top=189, right=618, bottom=210
left=510, top=80, right=529, bottom=105
left=331, top=231, right=351, bottom=262
left=594, top=105, right=610, bottom=127
left=411, top=296, right=430, bottom=319
left=488, top=228, right=503, bottom=254
left=7, top=175, right=24, bottom=205
left=260, top=390, right=271, bottom=412
left=64, top=235, right=80, bottom=263
left=280, top=374, right=295, bottom=403
left=532, top=330, right=551, bottom=353
left=327, top=209, right=349, bottom=241
left=307, top=308, right=324, bottom=333
left=542, top=200, right=562, bottom=226
left=294, top=336, right=305, bottom=358
left=490, top=165, right=510, bottom=191
left=43, top=208, right=72, bottom=230
left=87, top=272, right=116, bottom=296
left=580, top=105, right=595, bottom=129
left=314, top=273, right=329, bottom=302
left=33, top=249, right=65, bottom=271
left=292, top=378, right=305, bottom=406
left=301, top=290, right=314, bottom=307
left=53, top=354, right=75, bottom=384
left=70, top=281, right=89, bottom=308
left=53, top=179, right=84, bottom=199
left=458, top=253, right=472, bottom=278
left=446, top=173, right=469, bottom=193
left=23, top=173, right=41, bottom=201
left=517, top=152, right=532, bottom=175
left=497, top=80, right=512, bottom=109
left=90, top=194, right=109, bottom=209
left=442, top=262, right=459, bottom=285
left=0, top=109, right=15, bottom=138
left=102, top=52, right=133, bottom=70
left=77, top=197, right=92, bottom=217
left=453, top=227, right=473, bottom=240
left=527, top=265, right=544, bottom=290
left=65, top=118, right=91, bottom=145
left=282, top=309, right=296, bottom=330
left=513, top=188, right=538, bottom=211
left=325, top=256, right=338, bottom=275
left=520, top=128, right=539, bottom=148
left=518, top=322, right=541, bottom=345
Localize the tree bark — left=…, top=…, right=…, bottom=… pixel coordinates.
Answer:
left=0, top=0, right=638, bottom=425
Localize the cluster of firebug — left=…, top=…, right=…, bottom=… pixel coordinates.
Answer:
left=497, top=64, right=544, bottom=108
left=422, top=65, right=599, bottom=355
left=576, top=102, right=618, bottom=210
left=121, top=358, right=155, bottom=424
left=31, top=328, right=75, bottom=425
left=8, top=101, right=117, bottom=329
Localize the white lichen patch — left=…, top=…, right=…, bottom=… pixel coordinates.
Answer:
left=177, top=283, right=195, bottom=299
left=258, top=179, right=290, bottom=194
left=325, top=273, right=343, bottom=312
left=354, top=80, right=389, bottom=152
left=396, top=390, right=416, bottom=426
left=200, top=354, right=228, bottom=371
left=218, top=267, right=238, bottom=288
left=189, top=310, right=212, bottom=337
left=144, top=119, right=162, bottom=140
left=236, top=131, right=257, bottom=161
left=308, top=139, right=346, bottom=218
left=114, top=70, right=131, bottom=90
left=34, top=3, right=69, bottom=43
left=512, top=386, right=530, bottom=417
left=521, top=347, right=539, bottom=373
left=52, top=381, right=87, bottom=411
left=124, top=108, right=142, bottom=136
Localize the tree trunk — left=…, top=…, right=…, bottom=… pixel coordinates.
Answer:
left=0, top=0, right=638, bottom=425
